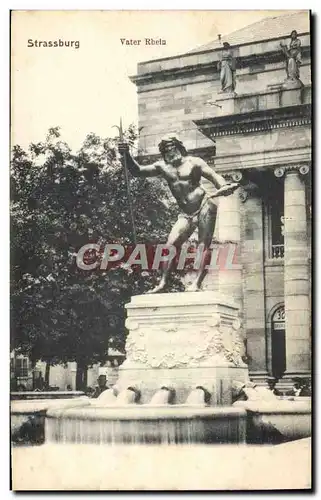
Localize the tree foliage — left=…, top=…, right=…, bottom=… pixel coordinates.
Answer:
left=11, top=126, right=180, bottom=382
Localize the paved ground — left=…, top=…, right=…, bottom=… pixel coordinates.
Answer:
left=11, top=438, right=311, bottom=491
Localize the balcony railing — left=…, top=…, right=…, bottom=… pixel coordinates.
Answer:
left=272, top=244, right=284, bottom=259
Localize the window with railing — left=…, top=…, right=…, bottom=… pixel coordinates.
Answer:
left=271, top=243, right=284, bottom=259
left=266, top=181, right=310, bottom=261
left=265, top=186, right=284, bottom=260
left=270, top=204, right=284, bottom=259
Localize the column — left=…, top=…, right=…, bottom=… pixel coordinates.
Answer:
left=275, top=165, right=310, bottom=376
left=241, top=184, right=268, bottom=379
left=217, top=171, right=244, bottom=361
left=218, top=171, right=243, bottom=308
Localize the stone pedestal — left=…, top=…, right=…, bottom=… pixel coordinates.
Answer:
left=281, top=87, right=303, bottom=107
left=215, top=93, right=237, bottom=115
left=282, top=78, right=304, bottom=90
left=117, top=292, right=248, bottom=405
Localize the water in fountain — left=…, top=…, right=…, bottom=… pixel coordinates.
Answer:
left=90, top=388, right=118, bottom=406
left=148, top=387, right=175, bottom=405
left=115, top=387, right=141, bottom=405
left=45, top=404, right=247, bottom=445
left=241, top=384, right=278, bottom=402
left=185, top=387, right=211, bottom=406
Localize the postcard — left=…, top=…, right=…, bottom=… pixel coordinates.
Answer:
left=10, top=9, right=312, bottom=491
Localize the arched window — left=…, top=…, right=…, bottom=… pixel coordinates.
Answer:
left=272, top=305, right=285, bottom=327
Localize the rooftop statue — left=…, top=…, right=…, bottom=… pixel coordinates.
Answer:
left=280, top=30, right=303, bottom=88
left=217, top=42, right=237, bottom=94
left=119, top=135, right=239, bottom=293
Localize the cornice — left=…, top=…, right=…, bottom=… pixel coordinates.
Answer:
left=194, top=104, right=311, bottom=139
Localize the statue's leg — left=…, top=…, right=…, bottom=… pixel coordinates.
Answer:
left=186, top=200, right=217, bottom=292
left=148, top=215, right=196, bottom=294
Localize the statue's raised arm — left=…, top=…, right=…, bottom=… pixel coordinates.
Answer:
left=118, top=142, right=161, bottom=177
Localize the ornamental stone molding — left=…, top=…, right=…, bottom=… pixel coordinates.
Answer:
left=238, top=189, right=248, bottom=202
left=232, top=318, right=241, bottom=330
left=239, top=181, right=261, bottom=203
left=274, top=164, right=310, bottom=178
left=231, top=171, right=243, bottom=183
left=222, top=170, right=243, bottom=183
left=299, top=165, right=310, bottom=175
left=203, top=117, right=311, bottom=138
left=220, top=174, right=261, bottom=203
left=274, top=167, right=285, bottom=177
left=194, top=104, right=311, bottom=140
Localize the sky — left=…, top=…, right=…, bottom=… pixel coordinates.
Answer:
left=11, top=10, right=290, bottom=152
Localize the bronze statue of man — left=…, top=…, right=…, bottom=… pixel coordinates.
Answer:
left=119, top=135, right=238, bottom=293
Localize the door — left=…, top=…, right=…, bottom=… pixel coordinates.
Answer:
left=271, top=306, right=286, bottom=379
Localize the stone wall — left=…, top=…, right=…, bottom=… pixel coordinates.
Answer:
left=134, top=34, right=311, bottom=156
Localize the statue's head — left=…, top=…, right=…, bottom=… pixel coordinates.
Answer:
left=158, top=134, right=188, bottom=165
left=290, top=30, right=298, bottom=39
left=223, top=42, right=231, bottom=49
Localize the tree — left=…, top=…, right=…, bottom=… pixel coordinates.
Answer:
left=11, top=127, right=181, bottom=389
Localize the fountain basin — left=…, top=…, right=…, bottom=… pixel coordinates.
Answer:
left=45, top=405, right=247, bottom=445
left=11, top=391, right=85, bottom=400
left=233, top=399, right=311, bottom=443
left=11, top=397, right=90, bottom=445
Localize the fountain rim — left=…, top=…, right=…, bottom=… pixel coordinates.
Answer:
left=46, top=405, right=247, bottom=421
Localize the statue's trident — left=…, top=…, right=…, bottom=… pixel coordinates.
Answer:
left=113, top=118, right=137, bottom=245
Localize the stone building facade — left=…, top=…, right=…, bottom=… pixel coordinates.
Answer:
left=131, top=11, right=311, bottom=388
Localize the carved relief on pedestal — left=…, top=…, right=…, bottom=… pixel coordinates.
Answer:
left=123, top=312, right=245, bottom=369
left=230, top=318, right=247, bottom=367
